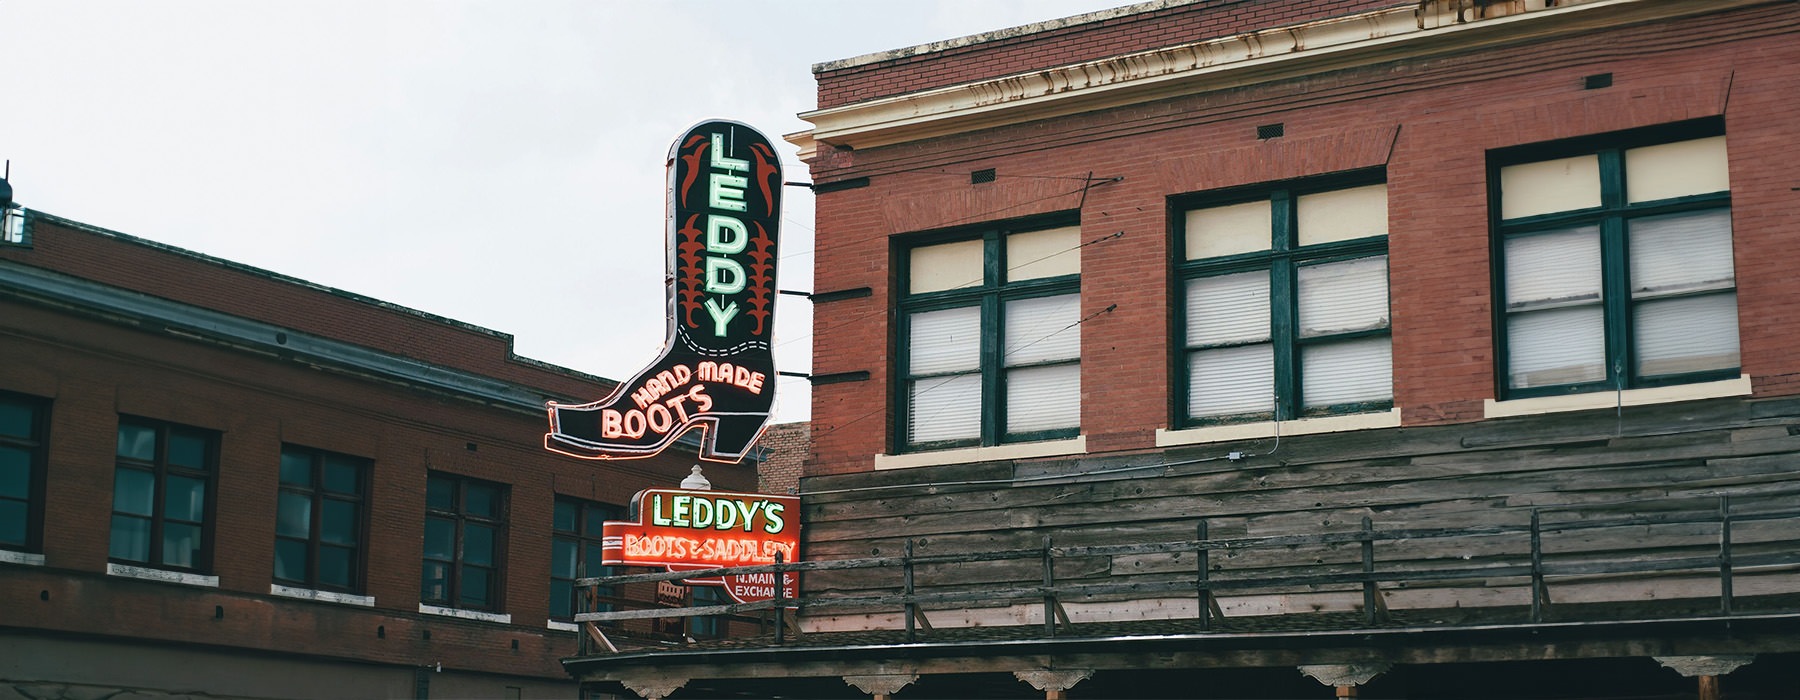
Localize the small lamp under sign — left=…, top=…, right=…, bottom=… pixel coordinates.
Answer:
left=680, top=465, right=711, bottom=491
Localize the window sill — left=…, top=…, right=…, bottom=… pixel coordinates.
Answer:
left=107, top=563, right=219, bottom=588
left=1157, top=408, right=1402, bottom=447
left=419, top=603, right=512, bottom=625
left=874, top=435, right=1086, bottom=470
left=547, top=620, right=579, bottom=632
left=1485, top=375, right=1751, bottom=419
left=271, top=584, right=375, bottom=607
left=0, top=549, right=46, bottom=567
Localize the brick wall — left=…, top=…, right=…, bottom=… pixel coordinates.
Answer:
left=814, top=0, right=1407, bottom=110
left=0, top=224, right=762, bottom=682
left=804, top=3, right=1800, bottom=476
left=755, top=421, right=810, bottom=495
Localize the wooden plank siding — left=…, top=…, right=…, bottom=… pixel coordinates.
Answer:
left=795, top=395, right=1800, bottom=627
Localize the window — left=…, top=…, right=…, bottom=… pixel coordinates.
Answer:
left=689, top=584, right=726, bottom=639
left=0, top=392, right=48, bottom=553
left=551, top=497, right=621, bottom=622
left=275, top=446, right=367, bottom=593
left=1176, top=177, right=1391, bottom=425
left=1, top=206, right=29, bottom=247
left=422, top=473, right=507, bottom=611
left=898, top=220, right=1082, bottom=450
left=110, top=417, right=216, bottom=571
left=1493, top=122, right=1735, bottom=397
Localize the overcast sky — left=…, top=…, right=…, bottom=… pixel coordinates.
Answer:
left=1, top=0, right=1132, bottom=422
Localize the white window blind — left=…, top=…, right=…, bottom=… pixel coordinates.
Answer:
left=908, top=307, right=980, bottom=375
left=1504, top=226, right=1602, bottom=311
left=1189, top=344, right=1274, bottom=418
left=1297, top=256, right=1389, bottom=338
left=1630, top=210, right=1734, bottom=297
left=1004, top=294, right=1080, bottom=434
left=908, top=375, right=982, bottom=444
left=1303, top=337, right=1393, bottom=408
left=1007, top=364, right=1080, bottom=434
left=1507, top=306, right=1607, bottom=389
left=1636, top=294, right=1739, bottom=377
left=1185, top=272, right=1270, bottom=347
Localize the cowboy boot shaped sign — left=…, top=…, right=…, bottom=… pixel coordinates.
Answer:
left=547, top=120, right=781, bottom=464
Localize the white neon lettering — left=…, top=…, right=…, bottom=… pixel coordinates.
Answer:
left=706, top=215, right=748, bottom=254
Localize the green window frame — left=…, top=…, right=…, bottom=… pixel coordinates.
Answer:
left=896, top=217, right=1082, bottom=451
left=0, top=391, right=49, bottom=553
left=110, top=417, right=216, bottom=572
left=422, top=472, right=507, bottom=611
left=274, top=445, right=368, bottom=593
left=1175, top=174, right=1392, bottom=426
left=1491, top=119, right=1736, bottom=399
left=551, top=497, right=621, bottom=622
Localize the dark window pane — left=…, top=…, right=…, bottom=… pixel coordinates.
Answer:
left=426, top=476, right=454, bottom=511
left=552, top=538, right=577, bottom=579
left=0, top=499, right=26, bottom=547
left=465, top=484, right=498, bottom=519
left=464, top=524, right=495, bottom=566
left=460, top=566, right=492, bottom=608
left=550, top=580, right=573, bottom=619
left=0, top=401, right=32, bottom=439
left=279, top=449, right=312, bottom=486
left=164, top=475, right=206, bottom=522
left=584, top=543, right=607, bottom=577
left=276, top=491, right=312, bottom=538
left=321, top=499, right=358, bottom=546
left=110, top=514, right=150, bottom=562
left=0, top=446, right=30, bottom=500
left=553, top=500, right=577, bottom=533
left=420, top=561, right=449, bottom=603
left=319, top=545, right=354, bottom=589
left=322, top=458, right=360, bottom=495
left=166, top=430, right=208, bottom=470
left=274, top=538, right=307, bottom=582
left=112, top=468, right=155, bottom=517
left=424, top=517, right=455, bottom=560
left=585, top=506, right=613, bottom=537
left=161, top=522, right=202, bottom=568
left=116, top=423, right=156, bottom=461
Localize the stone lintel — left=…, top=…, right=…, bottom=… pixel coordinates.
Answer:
left=1654, top=655, right=1755, bottom=677
left=843, top=674, right=920, bottom=696
left=1299, top=662, right=1393, bottom=688
left=1014, top=669, right=1094, bottom=692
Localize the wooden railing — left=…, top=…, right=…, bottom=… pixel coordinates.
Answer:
left=572, top=493, right=1800, bottom=653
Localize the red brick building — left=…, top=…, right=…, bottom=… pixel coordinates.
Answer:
left=565, top=1, right=1800, bottom=698
left=0, top=209, right=761, bottom=698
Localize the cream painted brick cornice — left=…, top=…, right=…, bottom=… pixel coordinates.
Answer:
left=788, top=0, right=1769, bottom=157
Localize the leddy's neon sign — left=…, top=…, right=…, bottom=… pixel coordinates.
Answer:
left=602, top=488, right=801, bottom=604
left=546, top=120, right=781, bottom=464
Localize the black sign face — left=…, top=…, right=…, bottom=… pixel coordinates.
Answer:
left=547, top=121, right=782, bottom=463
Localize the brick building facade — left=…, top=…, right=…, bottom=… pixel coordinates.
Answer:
left=564, top=1, right=1800, bottom=698
left=0, top=211, right=763, bottom=698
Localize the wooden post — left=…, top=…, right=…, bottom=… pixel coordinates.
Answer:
left=1042, top=534, right=1056, bottom=638
left=1197, top=520, right=1211, bottom=631
left=773, top=550, right=787, bottom=645
left=904, top=539, right=917, bottom=643
left=1698, top=675, right=1721, bottom=700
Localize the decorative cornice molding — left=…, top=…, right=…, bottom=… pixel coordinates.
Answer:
left=789, top=0, right=1769, bottom=156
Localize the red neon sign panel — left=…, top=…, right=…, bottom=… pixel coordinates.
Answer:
left=602, top=488, right=799, bottom=604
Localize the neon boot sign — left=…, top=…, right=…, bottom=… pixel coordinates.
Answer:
left=547, top=120, right=781, bottom=463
